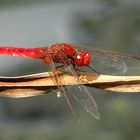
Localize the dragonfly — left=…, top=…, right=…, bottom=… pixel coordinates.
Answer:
left=0, top=43, right=139, bottom=119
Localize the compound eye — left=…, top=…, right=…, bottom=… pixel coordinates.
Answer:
left=75, top=50, right=90, bottom=66
left=83, top=52, right=90, bottom=66
left=75, top=53, right=83, bottom=66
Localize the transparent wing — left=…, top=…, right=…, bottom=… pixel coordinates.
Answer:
left=45, top=51, right=77, bottom=117
left=65, top=65, right=100, bottom=119
left=74, top=45, right=140, bottom=75
left=90, top=50, right=127, bottom=75
left=57, top=50, right=100, bottom=119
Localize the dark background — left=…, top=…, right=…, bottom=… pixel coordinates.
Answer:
left=0, top=0, right=140, bottom=140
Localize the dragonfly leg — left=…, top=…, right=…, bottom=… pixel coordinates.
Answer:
left=55, top=64, right=65, bottom=70
left=74, top=65, right=100, bottom=75
left=88, top=65, right=100, bottom=74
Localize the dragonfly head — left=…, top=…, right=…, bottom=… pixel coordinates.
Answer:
left=74, top=50, right=91, bottom=66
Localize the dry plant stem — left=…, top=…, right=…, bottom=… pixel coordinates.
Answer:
left=0, top=71, right=139, bottom=98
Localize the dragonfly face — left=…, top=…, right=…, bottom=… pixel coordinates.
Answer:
left=74, top=50, right=91, bottom=66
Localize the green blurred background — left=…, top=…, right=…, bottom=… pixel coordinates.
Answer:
left=0, top=0, right=140, bottom=140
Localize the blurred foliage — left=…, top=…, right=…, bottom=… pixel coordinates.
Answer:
left=0, top=0, right=52, bottom=8
left=0, top=0, right=140, bottom=140
left=69, top=1, right=140, bottom=56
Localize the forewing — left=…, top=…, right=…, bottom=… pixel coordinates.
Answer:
left=74, top=45, right=140, bottom=75
left=57, top=50, right=100, bottom=119
left=46, top=50, right=77, bottom=117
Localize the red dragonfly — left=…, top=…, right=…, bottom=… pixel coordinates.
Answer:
left=0, top=43, right=139, bottom=119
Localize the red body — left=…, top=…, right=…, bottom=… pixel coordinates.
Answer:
left=0, top=43, right=91, bottom=66
left=0, top=43, right=100, bottom=119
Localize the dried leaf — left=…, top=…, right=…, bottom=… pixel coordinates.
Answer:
left=0, top=71, right=139, bottom=98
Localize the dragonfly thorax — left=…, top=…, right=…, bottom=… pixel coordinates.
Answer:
left=74, top=50, right=91, bottom=66
left=44, top=44, right=91, bottom=67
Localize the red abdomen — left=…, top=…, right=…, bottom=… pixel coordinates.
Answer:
left=0, top=46, right=46, bottom=59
